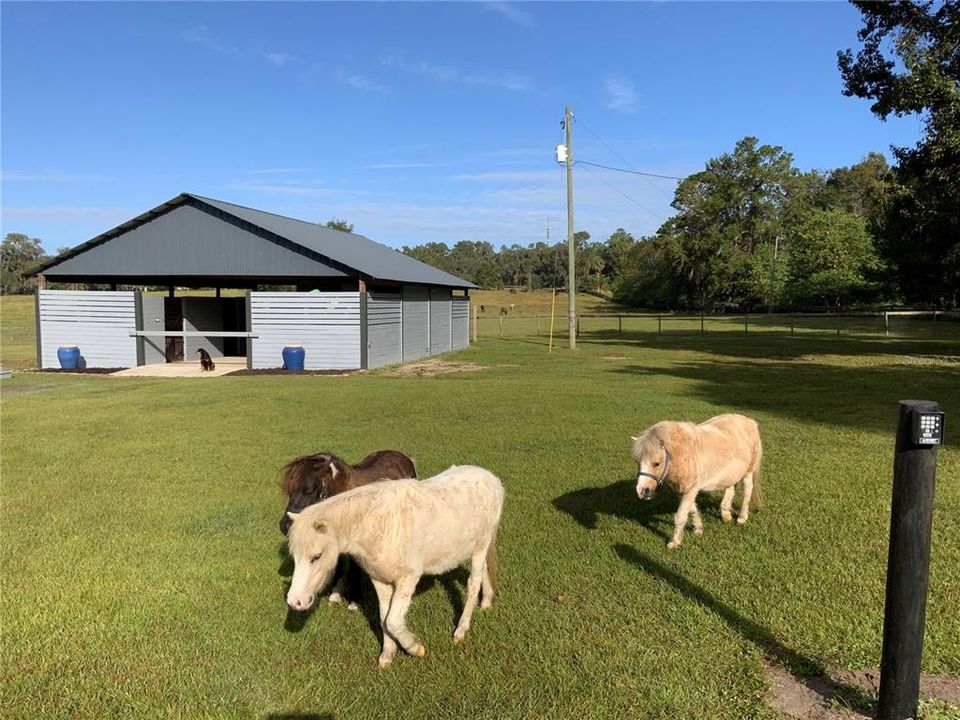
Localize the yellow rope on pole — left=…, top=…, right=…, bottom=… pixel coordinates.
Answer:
left=548, top=288, right=556, bottom=353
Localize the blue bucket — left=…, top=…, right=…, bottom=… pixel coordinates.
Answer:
left=282, top=346, right=305, bottom=371
left=57, top=346, right=80, bottom=370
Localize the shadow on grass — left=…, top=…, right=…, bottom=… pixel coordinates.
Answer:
left=265, top=714, right=334, bottom=719
left=613, top=543, right=876, bottom=715
left=610, top=358, right=958, bottom=436
left=553, top=479, right=727, bottom=541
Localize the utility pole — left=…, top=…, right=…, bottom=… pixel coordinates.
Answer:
left=564, top=106, right=576, bottom=349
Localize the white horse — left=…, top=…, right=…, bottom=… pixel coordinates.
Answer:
left=285, top=465, right=505, bottom=668
left=632, top=413, right=763, bottom=549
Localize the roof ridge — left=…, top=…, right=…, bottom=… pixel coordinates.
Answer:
left=187, top=193, right=365, bottom=238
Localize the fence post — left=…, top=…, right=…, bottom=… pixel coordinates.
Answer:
left=576, top=316, right=580, bottom=337
left=877, top=400, right=943, bottom=720
left=536, top=314, right=540, bottom=336
left=658, top=314, right=662, bottom=335
left=498, top=314, right=503, bottom=338
left=472, top=304, right=478, bottom=343
left=885, top=311, right=890, bottom=337
left=836, top=309, right=841, bottom=337
left=618, top=315, right=622, bottom=335
left=744, top=313, right=748, bottom=336
left=790, top=315, right=795, bottom=337
left=700, top=313, right=705, bottom=335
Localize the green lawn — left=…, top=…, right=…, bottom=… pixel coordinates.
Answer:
left=2, top=304, right=959, bottom=719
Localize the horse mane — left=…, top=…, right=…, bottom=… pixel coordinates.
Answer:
left=279, top=453, right=342, bottom=496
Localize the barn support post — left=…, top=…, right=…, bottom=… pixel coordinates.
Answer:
left=359, top=291, right=369, bottom=370
left=133, top=290, right=145, bottom=367
left=878, top=400, right=942, bottom=720
left=34, top=288, right=43, bottom=368
left=37, top=274, right=46, bottom=290
left=471, top=303, right=478, bottom=344
left=245, top=291, right=253, bottom=370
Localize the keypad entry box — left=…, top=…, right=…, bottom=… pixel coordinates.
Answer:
left=911, top=410, right=944, bottom=445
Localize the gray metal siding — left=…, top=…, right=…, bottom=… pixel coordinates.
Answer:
left=140, top=295, right=166, bottom=365
left=430, top=288, right=452, bottom=355
left=249, top=292, right=361, bottom=370
left=402, top=286, right=430, bottom=361
left=452, top=298, right=470, bottom=350
left=183, top=298, right=225, bottom=358
left=367, top=292, right=402, bottom=369
left=38, top=290, right=137, bottom=369
left=45, top=203, right=347, bottom=279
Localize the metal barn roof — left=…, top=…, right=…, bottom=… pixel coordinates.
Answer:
left=31, top=193, right=476, bottom=289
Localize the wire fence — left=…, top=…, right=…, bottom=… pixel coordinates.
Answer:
left=473, top=310, right=960, bottom=341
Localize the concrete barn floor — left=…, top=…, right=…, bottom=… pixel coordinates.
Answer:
left=110, top=356, right=246, bottom=378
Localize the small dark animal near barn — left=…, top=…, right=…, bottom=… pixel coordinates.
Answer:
left=632, top=413, right=763, bottom=549
left=279, top=450, right=417, bottom=607
left=197, top=348, right=215, bottom=372
left=500, top=307, right=508, bottom=315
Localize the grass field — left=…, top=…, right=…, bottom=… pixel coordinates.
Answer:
left=2, top=294, right=959, bottom=719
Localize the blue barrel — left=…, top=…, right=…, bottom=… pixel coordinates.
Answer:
left=282, top=346, right=305, bottom=371
left=57, top=346, right=80, bottom=369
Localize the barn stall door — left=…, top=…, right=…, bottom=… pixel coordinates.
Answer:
left=402, top=286, right=430, bottom=361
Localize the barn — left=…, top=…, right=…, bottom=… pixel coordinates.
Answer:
left=29, top=193, right=475, bottom=371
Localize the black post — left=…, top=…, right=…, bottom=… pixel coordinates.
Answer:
left=877, top=400, right=941, bottom=720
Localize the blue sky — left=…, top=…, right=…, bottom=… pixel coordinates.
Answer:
left=2, top=1, right=922, bottom=254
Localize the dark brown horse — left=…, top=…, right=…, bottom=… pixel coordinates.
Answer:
left=279, top=450, right=417, bottom=534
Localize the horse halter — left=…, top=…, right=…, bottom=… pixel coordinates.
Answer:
left=637, top=448, right=671, bottom=485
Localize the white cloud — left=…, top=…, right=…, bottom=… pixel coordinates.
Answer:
left=483, top=2, right=535, bottom=27
left=605, top=76, right=639, bottom=113
left=181, top=25, right=239, bottom=57
left=381, top=54, right=532, bottom=92
left=264, top=52, right=294, bottom=67
left=2, top=169, right=104, bottom=183
left=366, top=162, right=447, bottom=170
left=239, top=168, right=310, bottom=175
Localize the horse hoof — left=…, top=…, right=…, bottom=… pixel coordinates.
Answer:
left=737, top=516, right=748, bottom=525
left=328, top=593, right=343, bottom=605
left=721, top=514, right=733, bottom=523
left=693, top=527, right=703, bottom=536
left=667, top=540, right=681, bottom=550
left=378, top=657, right=393, bottom=669
left=480, top=601, right=493, bottom=611
left=412, top=644, right=426, bottom=657
left=347, top=602, right=359, bottom=612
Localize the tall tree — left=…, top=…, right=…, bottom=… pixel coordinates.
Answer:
left=325, top=219, right=354, bottom=233
left=838, top=0, right=960, bottom=306
left=784, top=208, right=880, bottom=309
left=658, top=137, right=798, bottom=309
left=1, top=233, right=46, bottom=295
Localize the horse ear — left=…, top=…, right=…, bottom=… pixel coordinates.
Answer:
left=286, top=511, right=300, bottom=522
left=630, top=436, right=638, bottom=442
left=329, top=461, right=339, bottom=479
left=313, top=521, right=327, bottom=534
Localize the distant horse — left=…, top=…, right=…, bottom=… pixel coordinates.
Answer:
left=631, top=413, right=762, bottom=549
left=499, top=307, right=508, bottom=315
left=286, top=465, right=504, bottom=668
left=279, top=450, right=416, bottom=606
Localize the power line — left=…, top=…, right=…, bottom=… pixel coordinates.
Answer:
left=579, top=163, right=667, bottom=222
left=574, top=160, right=683, bottom=181
left=574, top=115, right=679, bottom=196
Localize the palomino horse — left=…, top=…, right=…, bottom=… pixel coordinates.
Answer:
left=279, top=450, right=416, bottom=608
left=632, top=413, right=762, bottom=549
left=285, top=465, right=504, bottom=668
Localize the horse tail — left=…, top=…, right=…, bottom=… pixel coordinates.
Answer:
left=485, top=528, right=499, bottom=595
left=278, top=454, right=323, bottom=497
left=751, top=437, right=764, bottom=510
